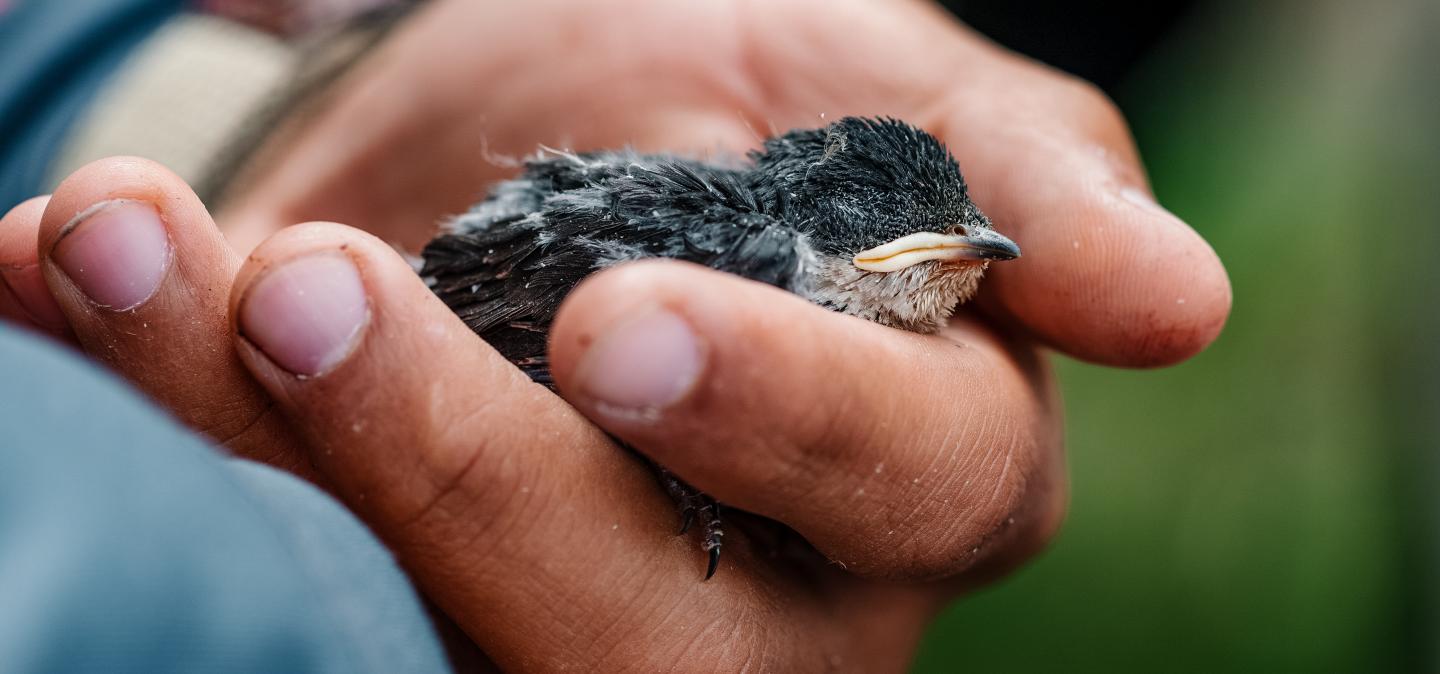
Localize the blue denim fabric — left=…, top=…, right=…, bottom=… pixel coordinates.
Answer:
left=0, top=0, right=185, bottom=211
left=0, top=324, right=450, bottom=673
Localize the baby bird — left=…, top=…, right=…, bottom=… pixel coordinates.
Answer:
left=422, top=117, right=1020, bottom=579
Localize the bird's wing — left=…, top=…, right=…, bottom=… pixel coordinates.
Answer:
left=446, top=152, right=607, bottom=234
left=448, top=149, right=746, bottom=234
left=583, top=159, right=813, bottom=289
left=422, top=157, right=812, bottom=386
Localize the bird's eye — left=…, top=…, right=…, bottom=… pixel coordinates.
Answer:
left=947, top=224, right=970, bottom=237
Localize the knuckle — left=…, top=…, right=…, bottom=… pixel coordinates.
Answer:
left=390, top=398, right=544, bottom=549
left=207, top=397, right=302, bottom=468
left=900, top=496, right=1029, bottom=581
left=858, top=438, right=1045, bottom=581
left=647, top=606, right=802, bottom=674
left=778, top=405, right=867, bottom=475
left=712, top=378, right=868, bottom=492
left=1056, top=76, right=1127, bottom=132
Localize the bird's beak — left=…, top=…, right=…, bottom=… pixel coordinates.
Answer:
left=853, top=229, right=1021, bottom=272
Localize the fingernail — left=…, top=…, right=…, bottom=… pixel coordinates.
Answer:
left=0, top=264, right=67, bottom=329
left=239, top=253, right=369, bottom=377
left=52, top=200, right=171, bottom=311
left=576, top=308, right=703, bottom=416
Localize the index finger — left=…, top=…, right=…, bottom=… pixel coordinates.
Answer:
left=737, top=0, right=1232, bottom=367
left=547, top=261, right=1066, bottom=581
left=928, top=50, right=1232, bottom=368
left=226, top=223, right=841, bottom=670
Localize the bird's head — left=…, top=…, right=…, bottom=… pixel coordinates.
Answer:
left=753, top=117, right=1020, bottom=331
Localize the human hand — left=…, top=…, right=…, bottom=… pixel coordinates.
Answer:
left=1, top=156, right=1054, bottom=671
left=221, top=0, right=1230, bottom=368
left=0, top=0, right=1231, bottom=668
left=209, top=0, right=1232, bottom=614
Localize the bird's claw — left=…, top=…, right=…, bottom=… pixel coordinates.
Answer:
left=678, top=507, right=695, bottom=535
left=654, top=464, right=726, bottom=579
left=705, top=545, right=722, bottom=580
left=699, top=501, right=724, bottom=580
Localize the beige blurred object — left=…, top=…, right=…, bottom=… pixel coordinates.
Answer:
left=198, top=0, right=405, bottom=35
left=45, top=15, right=298, bottom=191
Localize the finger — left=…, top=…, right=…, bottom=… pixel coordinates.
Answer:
left=737, top=0, right=1231, bottom=367
left=929, top=52, right=1232, bottom=368
left=229, top=223, right=829, bottom=670
left=548, top=261, right=1066, bottom=581
left=35, top=157, right=308, bottom=476
left=0, top=196, right=73, bottom=341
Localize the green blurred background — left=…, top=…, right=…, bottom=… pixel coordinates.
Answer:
left=917, top=0, right=1440, bottom=671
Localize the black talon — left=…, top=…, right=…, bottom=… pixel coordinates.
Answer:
left=678, top=508, right=695, bottom=535
left=699, top=501, right=724, bottom=580
left=705, top=546, right=721, bottom=580
left=650, top=462, right=727, bottom=579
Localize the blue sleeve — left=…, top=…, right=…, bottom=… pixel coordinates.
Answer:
left=0, top=0, right=186, bottom=212
left=0, top=324, right=452, bottom=674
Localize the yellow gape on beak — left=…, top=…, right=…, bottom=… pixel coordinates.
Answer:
left=853, top=228, right=1021, bottom=272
